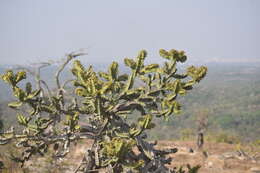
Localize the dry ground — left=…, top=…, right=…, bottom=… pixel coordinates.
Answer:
left=156, top=141, right=260, bottom=173
left=0, top=140, right=259, bottom=173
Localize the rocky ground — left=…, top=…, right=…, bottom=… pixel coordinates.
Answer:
left=0, top=140, right=259, bottom=173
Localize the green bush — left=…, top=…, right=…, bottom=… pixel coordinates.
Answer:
left=0, top=49, right=207, bottom=172
left=206, top=131, right=241, bottom=144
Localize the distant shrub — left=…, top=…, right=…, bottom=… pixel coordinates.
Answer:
left=180, top=128, right=195, bottom=141
left=206, top=131, right=241, bottom=144
left=253, top=139, right=260, bottom=147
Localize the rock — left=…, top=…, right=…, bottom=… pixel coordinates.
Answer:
left=250, top=167, right=260, bottom=173
left=189, top=148, right=194, bottom=153
left=205, top=155, right=225, bottom=169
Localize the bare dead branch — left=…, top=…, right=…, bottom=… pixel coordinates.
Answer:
left=39, top=80, right=52, bottom=99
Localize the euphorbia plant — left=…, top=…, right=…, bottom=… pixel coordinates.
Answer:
left=0, top=49, right=207, bottom=173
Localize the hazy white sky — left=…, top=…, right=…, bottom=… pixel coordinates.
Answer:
left=0, top=0, right=259, bottom=64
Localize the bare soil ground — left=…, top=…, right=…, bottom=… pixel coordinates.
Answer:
left=157, top=141, right=260, bottom=173
left=0, top=140, right=259, bottom=173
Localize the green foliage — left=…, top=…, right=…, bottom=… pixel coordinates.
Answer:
left=180, top=128, right=195, bottom=141
left=0, top=49, right=207, bottom=172
left=252, top=139, right=260, bottom=147
left=205, top=131, right=241, bottom=144
left=176, top=164, right=201, bottom=173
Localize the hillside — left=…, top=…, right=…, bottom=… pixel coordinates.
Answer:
left=1, top=62, right=260, bottom=142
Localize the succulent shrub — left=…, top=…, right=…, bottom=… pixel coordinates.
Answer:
left=0, top=49, right=207, bottom=173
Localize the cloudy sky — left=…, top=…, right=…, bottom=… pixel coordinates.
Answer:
left=0, top=0, right=259, bottom=64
